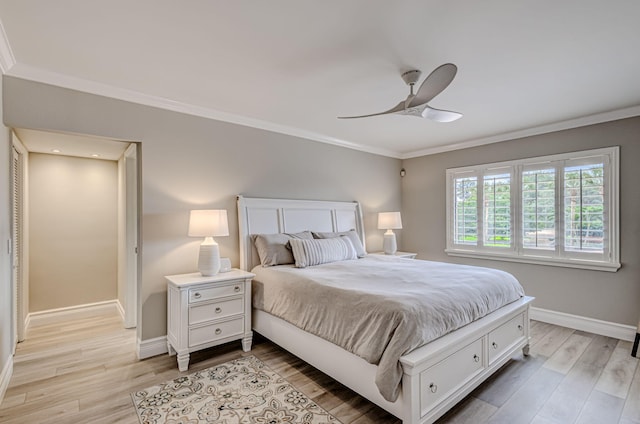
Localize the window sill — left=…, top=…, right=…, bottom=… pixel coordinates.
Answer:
left=445, top=249, right=621, bottom=272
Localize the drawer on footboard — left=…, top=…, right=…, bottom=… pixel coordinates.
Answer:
left=488, top=312, right=525, bottom=364
left=419, top=337, right=485, bottom=416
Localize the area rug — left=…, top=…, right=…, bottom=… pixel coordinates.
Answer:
left=131, top=355, right=342, bottom=423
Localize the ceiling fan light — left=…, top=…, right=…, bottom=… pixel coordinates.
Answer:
left=422, top=107, right=463, bottom=122
left=398, top=104, right=427, bottom=117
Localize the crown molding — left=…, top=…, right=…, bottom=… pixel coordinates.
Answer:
left=6, top=63, right=402, bottom=159
left=401, top=105, right=640, bottom=159
left=6, top=63, right=639, bottom=161
left=0, top=18, right=16, bottom=74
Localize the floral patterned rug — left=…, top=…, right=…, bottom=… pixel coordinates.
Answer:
left=131, top=355, right=342, bottom=423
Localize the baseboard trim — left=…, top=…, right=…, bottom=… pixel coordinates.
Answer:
left=530, top=307, right=636, bottom=342
left=137, top=336, right=168, bottom=360
left=23, top=314, right=31, bottom=335
left=0, top=354, right=13, bottom=405
left=115, top=300, right=125, bottom=322
left=27, top=300, right=120, bottom=327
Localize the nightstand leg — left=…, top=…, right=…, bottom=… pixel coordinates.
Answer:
left=242, top=332, right=253, bottom=352
left=167, top=342, right=176, bottom=356
left=177, top=351, right=190, bottom=371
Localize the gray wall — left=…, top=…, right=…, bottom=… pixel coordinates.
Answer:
left=402, top=117, right=640, bottom=326
left=28, top=153, right=118, bottom=312
left=0, top=75, right=13, bottom=395
left=2, top=76, right=402, bottom=340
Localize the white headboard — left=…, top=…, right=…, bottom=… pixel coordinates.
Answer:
left=237, top=195, right=365, bottom=271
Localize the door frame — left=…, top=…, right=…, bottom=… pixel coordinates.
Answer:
left=122, top=143, right=139, bottom=328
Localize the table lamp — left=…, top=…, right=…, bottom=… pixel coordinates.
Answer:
left=378, top=211, right=402, bottom=255
left=188, top=209, right=229, bottom=276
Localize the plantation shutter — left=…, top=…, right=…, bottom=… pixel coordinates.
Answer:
left=482, top=170, right=512, bottom=248
left=521, top=167, right=556, bottom=251
left=453, top=174, right=478, bottom=246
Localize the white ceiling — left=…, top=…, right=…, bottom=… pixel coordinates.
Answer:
left=1, top=1, right=639, bottom=159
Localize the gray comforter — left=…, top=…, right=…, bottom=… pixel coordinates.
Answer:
left=251, top=255, right=525, bottom=402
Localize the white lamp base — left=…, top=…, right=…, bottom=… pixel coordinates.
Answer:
left=383, top=230, right=397, bottom=255
left=198, top=237, right=221, bottom=276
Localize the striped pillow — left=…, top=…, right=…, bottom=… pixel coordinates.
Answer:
left=289, top=236, right=358, bottom=268
left=312, top=229, right=367, bottom=258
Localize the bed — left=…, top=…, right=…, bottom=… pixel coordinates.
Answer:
left=237, top=195, right=534, bottom=424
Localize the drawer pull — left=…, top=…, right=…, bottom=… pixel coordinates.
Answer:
left=473, top=354, right=480, bottom=362
left=215, top=328, right=222, bottom=335
left=429, top=383, right=438, bottom=393
left=193, top=292, right=201, bottom=299
left=517, top=324, right=523, bottom=331
left=234, top=286, right=241, bottom=292
left=492, top=342, right=498, bottom=349
left=215, top=307, right=222, bottom=314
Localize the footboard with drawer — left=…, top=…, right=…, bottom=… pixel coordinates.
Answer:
left=401, top=296, right=533, bottom=424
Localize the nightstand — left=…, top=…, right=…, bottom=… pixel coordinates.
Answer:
left=166, top=269, right=255, bottom=371
left=370, top=251, right=417, bottom=259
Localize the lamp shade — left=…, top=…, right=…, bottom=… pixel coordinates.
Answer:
left=188, top=209, right=229, bottom=237
left=378, top=212, right=402, bottom=230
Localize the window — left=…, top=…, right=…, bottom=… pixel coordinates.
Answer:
left=453, top=176, right=477, bottom=245
left=522, top=168, right=555, bottom=250
left=483, top=171, right=512, bottom=248
left=446, top=147, right=619, bottom=271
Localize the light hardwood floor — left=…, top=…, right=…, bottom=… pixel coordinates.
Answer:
left=1, top=309, right=638, bottom=424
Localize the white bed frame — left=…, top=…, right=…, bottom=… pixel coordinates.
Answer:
left=237, top=195, right=534, bottom=424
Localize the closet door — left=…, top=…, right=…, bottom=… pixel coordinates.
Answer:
left=11, top=145, right=25, bottom=343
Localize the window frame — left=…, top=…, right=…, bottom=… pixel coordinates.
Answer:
left=445, top=146, right=620, bottom=272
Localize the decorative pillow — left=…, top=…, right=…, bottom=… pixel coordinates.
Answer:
left=251, top=231, right=313, bottom=267
left=312, top=229, right=367, bottom=258
left=289, top=236, right=357, bottom=268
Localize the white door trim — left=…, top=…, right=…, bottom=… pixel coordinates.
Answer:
left=123, top=143, right=139, bottom=329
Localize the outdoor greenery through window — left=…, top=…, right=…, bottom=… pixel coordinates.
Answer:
left=522, top=168, right=555, bottom=249
left=483, top=173, right=511, bottom=247
left=446, top=147, right=619, bottom=271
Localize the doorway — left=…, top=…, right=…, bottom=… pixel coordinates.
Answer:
left=11, top=129, right=140, bottom=341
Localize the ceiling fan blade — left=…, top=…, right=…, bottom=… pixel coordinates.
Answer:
left=409, top=63, right=458, bottom=107
left=338, top=100, right=405, bottom=119
left=422, top=105, right=463, bottom=122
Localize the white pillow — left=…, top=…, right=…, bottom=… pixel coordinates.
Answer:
left=289, top=236, right=357, bottom=268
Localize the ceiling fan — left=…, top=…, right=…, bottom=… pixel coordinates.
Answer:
left=338, top=63, right=462, bottom=122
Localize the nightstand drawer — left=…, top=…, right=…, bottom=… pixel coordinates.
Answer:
left=189, top=297, right=244, bottom=325
left=189, top=317, right=244, bottom=347
left=189, top=282, right=244, bottom=303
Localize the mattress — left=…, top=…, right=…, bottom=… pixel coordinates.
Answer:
left=251, top=255, right=525, bottom=401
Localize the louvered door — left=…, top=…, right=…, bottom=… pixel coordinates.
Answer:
left=11, top=145, right=25, bottom=343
